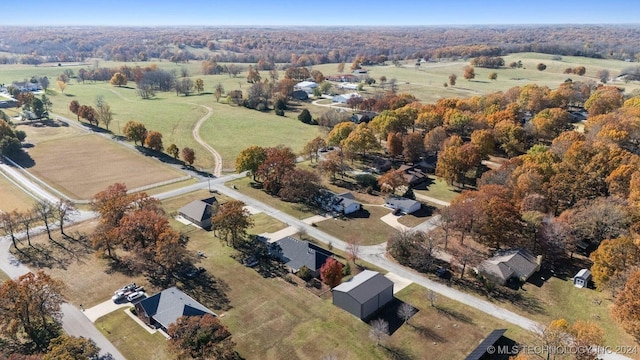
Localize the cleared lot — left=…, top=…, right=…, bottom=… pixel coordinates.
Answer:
left=0, top=172, right=35, bottom=212
left=14, top=133, right=185, bottom=200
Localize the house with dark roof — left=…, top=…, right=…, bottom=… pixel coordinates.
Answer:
left=333, top=270, right=394, bottom=320
left=384, top=196, right=421, bottom=214
left=177, top=196, right=218, bottom=230
left=465, top=329, right=510, bottom=360
left=134, top=287, right=215, bottom=332
left=269, top=236, right=334, bottom=276
left=477, top=249, right=541, bottom=285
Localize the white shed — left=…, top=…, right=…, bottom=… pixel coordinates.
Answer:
left=573, top=269, right=592, bottom=288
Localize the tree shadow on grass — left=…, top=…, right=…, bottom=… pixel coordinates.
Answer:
left=435, top=305, right=473, bottom=324
left=382, top=345, right=414, bottom=360
left=367, top=298, right=416, bottom=336
left=410, top=323, right=447, bottom=343
left=14, top=243, right=70, bottom=270
left=181, top=273, right=232, bottom=312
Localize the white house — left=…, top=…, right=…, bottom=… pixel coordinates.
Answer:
left=332, top=92, right=361, bottom=104
left=384, top=196, right=421, bottom=214
left=294, top=81, right=318, bottom=94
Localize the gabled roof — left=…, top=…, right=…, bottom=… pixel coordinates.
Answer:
left=385, top=196, right=420, bottom=209
left=138, top=287, right=215, bottom=330
left=465, top=329, right=507, bottom=360
left=271, top=236, right=334, bottom=272
left=478, top=248, right=539, bottom=282
left=333, top=270, right=393, bottom=304
left=178, top=197, right=217, bottom=222
left=574, top=268, right=592, bottom=280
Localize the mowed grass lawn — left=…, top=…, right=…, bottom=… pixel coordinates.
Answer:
left=315, top=205, right=394, bottom=246
left=0, top=172, right=36, bottom=212
left=199, top=103, right=324, bottom=170
left=97, top=310, right=170, bottom=360
left=14, top=132, right=185, bottom=200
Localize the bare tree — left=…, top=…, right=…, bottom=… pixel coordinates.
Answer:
left=452, top=245, right=479, bottom=280
left=369, top=318, right=389, bottom=346
left=33, top=200, right=54, bottom=240
left=55, top=200, right=77, bottom=236
left=427, top=289, right=437, bottom=307
left=347, top=238, right=361, bottom=265
left=397, top=303, right=416, bottom=325
left=16, top=210, right=35, bottom=247
left=437, top=207, right=452, bottom=250
left=0, top=210, right=19, bottom=249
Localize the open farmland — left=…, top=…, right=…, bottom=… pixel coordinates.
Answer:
left=13, top=128, right=185, bottom=200
left=0, top=173, right=35, bottom=212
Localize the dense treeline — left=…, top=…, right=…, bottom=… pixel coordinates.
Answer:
left=1, top=25, right=640, bottom=66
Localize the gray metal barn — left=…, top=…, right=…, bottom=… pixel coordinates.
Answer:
left=332, top=270, right=394, bottom=320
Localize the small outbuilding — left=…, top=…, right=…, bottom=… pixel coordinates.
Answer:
left=573, top=269, right=592, bottom=288
left=333, top=270, right=394, bottom=320
left=177, top=196, right=218, bottom=230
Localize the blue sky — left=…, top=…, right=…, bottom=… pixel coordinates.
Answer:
left=3, top=0, right=639, bottom=26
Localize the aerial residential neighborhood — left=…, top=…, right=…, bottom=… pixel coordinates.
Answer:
left=1, top=2, right=640, bottom=360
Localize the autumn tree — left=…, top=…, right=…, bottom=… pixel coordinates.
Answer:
left=90, top=183, right=132, bottom=258
left=337, top=62, right=345, bottom=73
left=613, top=269, right=640, bottom=341
left=194, top=78, right=204, bottom=94
left=386, top=132, right=403, bottom=157
left=452, top=245, right=480, bottom=279
left=56, top=80, right=66, bottom=94
left=449, top=74, right=457, bottom=86
left=278, top=168, right=320, bottom=203
left=529, top=108, right=572, bottom=141
left=68, top=100, right=80, bottom=121
left=144, top=130, right=164, bottom=151
left=326, top=121, right=356, bottom=146
left=235, top=145, right=267, bottom=181
left=44, top=335, right=99, bottom=360
left=424, top=126, right=448, bottom=155
left=537, top=63, right=547, bottom=71
left=181, top=147, right=196, bottom=165
left=341, top=123, right=379, bottom=158
left=302, top=136, right=326, bottom=163
left=211, top=200, right=253, bottom=248
left=436, top=136, right=482, bottom=186
left=402, top=132, right=425, bottom=163
left=318, top=150, right=344, bottom=181
left=597, top=69, right=610, bottom=83
left=77, top=105, right=98, bottom=126
left=0, top=271, right=65, bottom=352
left=590, top=237, right=640, bottom=290
left=166, top=143, right=179, bottom=159
left=584, top=86, right=624, bottom=116
left=378, top=169, right=408, bottom=194
left=320, top=258, right=344, bottom=288
left=167, top=314, right=239, bottom=360
left=110, top=72, right=127, bottom=87
left=489, top=72, right=498, bottom=80
left=255, top=146, right=296, bottom=194
left=122, top=121, right=147, bottom=146
left=463, top=66, right=476, bottom=80
left=570, top=320, right=604, bottom=360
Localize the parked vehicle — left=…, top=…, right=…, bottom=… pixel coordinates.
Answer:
left=126, top=291, right=145, bottom=302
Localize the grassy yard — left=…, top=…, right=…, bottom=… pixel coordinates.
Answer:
left=0, top=171, right=37, bottom=212
left=96, top=310, right=170, bottom=360
left=414, top=175, right=461, bottom=204
left=388, top=284, right=537, bottom=360
left=13, top=131, right=185, bottom=200
left=248, top=212, right=287, bottom=234
left=228, top=176, right=319, bottom=219
left=10, top=219, right=161, bottom=308
left=314, top=205, right=394, bottom=246
left=396, top=206, right=437, bottom=228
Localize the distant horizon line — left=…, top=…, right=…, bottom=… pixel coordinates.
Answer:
left=2, top=23, right=639, bottom=28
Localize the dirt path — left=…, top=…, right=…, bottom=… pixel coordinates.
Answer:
left=190, top=104, right=223, bottom=176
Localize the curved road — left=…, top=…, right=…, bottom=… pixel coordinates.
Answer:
left=189, top=103, right=223, bottom=176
